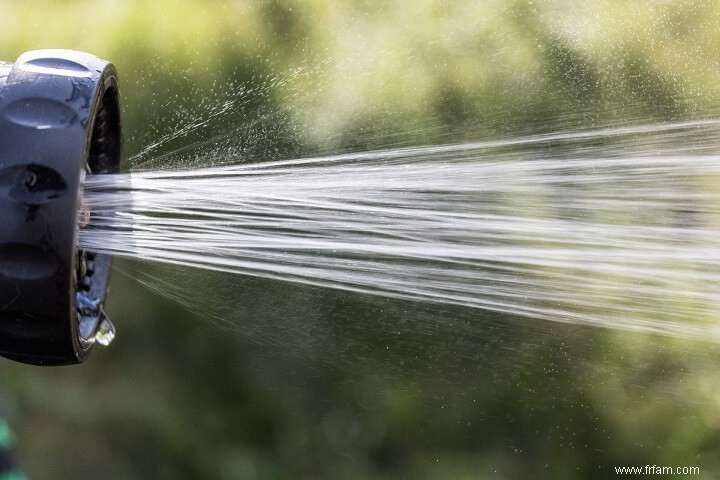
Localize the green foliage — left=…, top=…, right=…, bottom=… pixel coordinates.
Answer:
left=2, top=1, right=720, bottom=479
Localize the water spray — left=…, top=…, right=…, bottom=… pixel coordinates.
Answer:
left=3, top=50, right=716, bottom=367
left=81, top=124, right=720, bottom=343
left=0, top=50, right=121, bottom=365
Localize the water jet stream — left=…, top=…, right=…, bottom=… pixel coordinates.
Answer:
left=80, top=121, right=720, bottom=340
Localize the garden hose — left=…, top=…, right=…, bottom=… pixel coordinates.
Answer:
left=0, top=420, right=23, bottom=479
left=0, top=50, right=121, bottom=366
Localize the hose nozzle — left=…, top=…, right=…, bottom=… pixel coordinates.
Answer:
left=0, top=50, right=122, bottom=365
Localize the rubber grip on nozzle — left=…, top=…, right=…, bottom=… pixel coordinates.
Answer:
left=0, top=50, right=121, bottom=365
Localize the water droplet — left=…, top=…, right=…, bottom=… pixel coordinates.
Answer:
left=94, top=314, right=115, bottom=346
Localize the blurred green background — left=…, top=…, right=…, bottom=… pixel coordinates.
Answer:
left=3, top=0, right=720, bottom=478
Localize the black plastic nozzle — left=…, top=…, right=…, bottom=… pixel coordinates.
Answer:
left=0, top=50, right=121, bottom=365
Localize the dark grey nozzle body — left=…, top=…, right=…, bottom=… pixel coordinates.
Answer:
left=0, top=50, right=122, bottom=365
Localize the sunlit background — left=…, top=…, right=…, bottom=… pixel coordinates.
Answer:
left=3, top=0, right=720, bottom=478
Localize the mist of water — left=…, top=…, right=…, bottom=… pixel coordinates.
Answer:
left=79, top=120, right=720, bottom=340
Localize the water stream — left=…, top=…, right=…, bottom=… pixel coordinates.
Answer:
left=80, top=120, right=720, bottom=340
